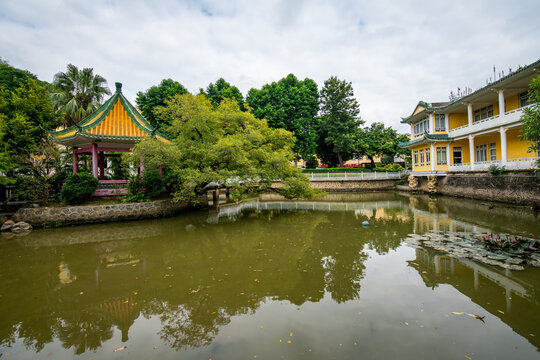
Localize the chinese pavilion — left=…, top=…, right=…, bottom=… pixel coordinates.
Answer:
left=50, top=82, right=170, bottom=195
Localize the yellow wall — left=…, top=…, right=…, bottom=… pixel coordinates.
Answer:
left=411, top=145, right=432, bottom=172
left=505, top=94, right=519, bottom=112
left=448, top=113, right=467, bottom=130
left=492, top=101, right=499, bottom=116
left=507, top=128, right=535, bottom=159
left=473, top=134, right=501, bottom=160
left=451, top=139, right=470, bottom=164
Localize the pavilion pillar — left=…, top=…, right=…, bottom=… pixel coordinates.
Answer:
left=92, top=143, right=98, bottom=178
left=72, top=149, right=79, bottom=173
left=467, top=104, right=473, bottom=126
left=99, top=151, right=105, bottom=180
left=498, top=89, right=505, bottom=115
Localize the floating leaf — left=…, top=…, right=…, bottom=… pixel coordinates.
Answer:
left=113, top=346, right=127, bottom=352
left=498, top=310, right=505, bottom=314
left=464, top=356, right=471, bottom=359
left=451, top=312, right=465, bottom=315
left=404, top=322, right=408, bottom=326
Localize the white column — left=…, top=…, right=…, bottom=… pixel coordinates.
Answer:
left=445, top=113, right=449, bottom=132
left=469, top=135, right=475, bottom=170
left=498, top=89, right=505, bottom=115
left=429, top=113, right=434, bottom=134
left=446, top=144, right=451, bottom=166
left=430, top=143, right=436, bottom=171
left=467, top=104, right=473, bottom=126
left=500, top=127, right=507, bottom=165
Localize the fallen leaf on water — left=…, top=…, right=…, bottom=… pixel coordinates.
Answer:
left=113, top=346, right=127, bottom=352
left=211, top=312, right=216, bottom=315
left=260, top=326, right=263, bottom=329
left=124, top=300, right=129, bottom=304
left=287, top=341, right=292, bottom=344
left=464, top=356, right=471, bottom=359
left=133, top=291, right=138, bottom=295
left=290, top=332, right=293, bottom=337
left=339, top=344, right=343, bottom=346
left=79, top=292, right=84, bottom=295
left=404, top=322, right=408, bottom=326
left=451, top=312, right=465, bottom=315
left=498, top=310, right=505, bottom=314
left=445, top=315, right=449, bottom=318
left=466, top=314, right=485, bottom=322
left=153, top=346, right=157, bottom=350
left=279, top=339, right=282, bottom=343
left=530, top=334, right=535, bottom=337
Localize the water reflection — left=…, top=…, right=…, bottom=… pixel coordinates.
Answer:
left=1, top=192, right=539, bottom=358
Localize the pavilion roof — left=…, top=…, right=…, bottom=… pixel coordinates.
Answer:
left=50, top=82, right=170, bottom=146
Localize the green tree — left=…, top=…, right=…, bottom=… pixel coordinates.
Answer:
left=520, top=74, right=540, bottom=169
left=247, top=74, right=319, bottom=160
left=126, top=94, right=319, bottom=202
left=136, top=78, right=189, bottom=135
left=50, top=64, right=110, bottom=126
left=317, top=77, right=363, bottom=167
left=200, top=78, right=245, bottom=110
left=0, top=59, right=49, bottom=91
left=355, top=122, right=409, bottom=168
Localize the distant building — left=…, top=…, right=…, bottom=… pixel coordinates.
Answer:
left=400, top=59, right=539, bottom=173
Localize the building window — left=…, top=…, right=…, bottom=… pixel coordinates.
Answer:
left=453, top=147, right=462, bottom=164
left=426, top=148, right=430, bottom=166
left=413, top=117, right=429, bottom=137
left=435, top=114, right=446, bottom=131
left=475, top=144, right=487, bottom=162
left=420, top=150, right=425, bottom=166
left=414, top=151, right=418, bottom=166
left=489, top=143, right=497, bottom=161
left=519, top=92, right=531, bottom=107
left=473, top=105, right=493, bottom=122
left=437, top=147, right=447, bottom=165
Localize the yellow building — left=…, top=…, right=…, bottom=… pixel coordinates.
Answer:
left=400, top=59, right=539, bottom=173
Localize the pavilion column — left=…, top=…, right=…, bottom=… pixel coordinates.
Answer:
left=498, top=89, right=505, bottom=115
left=500, top=127, right=507, bottom=165
left=467, top=104, right=473, bottom=126
left=72, top=149, right=79, bottom=173
left=99, top=152, right=105, bottom=180
left=469, top=135, right=475, bottom=170
left=430, top=144, right=436, bottom=172
left=92, top=143, right=98, bottom=178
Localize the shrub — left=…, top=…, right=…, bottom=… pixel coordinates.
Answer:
left=305, top=156, right=319, bottom=169
left=60, top=172, right=98, bottom=204
left=488, top=164, right=506, bottom=175
left=142, top=169, right=164, bottom=199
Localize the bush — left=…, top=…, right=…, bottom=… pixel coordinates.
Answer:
left=60, top=172, right=98, bottom=204
left=372, top=163, right=404, bottom=172
left=305, top=156, right=319, bottom=169
left=142, top=169, right=164, bottom=199
left=488, top=164, right=506, bottom=175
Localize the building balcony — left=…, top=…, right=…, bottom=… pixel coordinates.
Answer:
left=448, top=105, right=532, bottom=138
left=448, top=157, right=538, bottom=172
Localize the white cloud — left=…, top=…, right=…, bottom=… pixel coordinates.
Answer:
left=1, top=0, right=539, bottom=132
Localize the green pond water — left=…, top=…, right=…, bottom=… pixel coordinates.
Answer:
left=1, top=192, right=540, bottom=360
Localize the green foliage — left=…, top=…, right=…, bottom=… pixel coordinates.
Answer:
left=60, top=172, right=98, bottom=204
left=247, top=74, right=319, bottom=158
left=519, top=74, right=540, bottom=169
left=488, top=164, right=506, bottom=175
left=317, top=77, right=363, bottom=166
left=136, top=79, right=189, bottom=136
left=278, top=176, right=324, bottom=199
left=142, top=169, right=164, bottom=199
left=50, top=64, right=110, bottom=126
left=373, top=163, right=404, bottom=172
left=394, top=179, right=405, bottom=186
left=200, top=78, right=245, bottom=110
left=128, top=94, right=318, bottom=203
left=305, top=156, right=319, bottom=169
left=109, top=156, right=129, bottom=180
left=0, top=60, right=48, bottom=91
left=355, top=122, right=409, bottom=168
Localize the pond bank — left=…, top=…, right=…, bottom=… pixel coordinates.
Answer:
left=11, top=198, right=203, bottom=228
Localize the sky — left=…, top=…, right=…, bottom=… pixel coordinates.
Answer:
left=0, top=0, right=539, bottom=133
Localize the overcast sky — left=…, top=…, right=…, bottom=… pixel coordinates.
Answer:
left=1, top=0, right=539, bottom=132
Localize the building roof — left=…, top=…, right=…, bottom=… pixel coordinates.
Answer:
left=401, top=58, right=540, bottom=124
left=399, top=133, right=451, bottom=147
left=50, top=82, right=170, bottom=146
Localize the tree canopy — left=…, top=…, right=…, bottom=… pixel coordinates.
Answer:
left=0, top=60, right=49, bottom=91
left=520, top=74, right=540, bottom=169
left=136, top=78, right=189, bottom=135
left=126, top=94, right=319, bottom=202
left=355, top=122, right=410, bottom=167
left=50, top=64, right=110, bottom=126
left=200, top=78, right=245, bottom=110
left=317, top=76, right=363, bottom=167
left=247, top=74, right=319, bottom=159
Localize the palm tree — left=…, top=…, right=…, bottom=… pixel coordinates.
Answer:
left=50, top=64, right=111, bottom=126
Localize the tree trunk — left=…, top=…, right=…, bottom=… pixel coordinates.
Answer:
left=337, top=151, right=344, bottom=167
left=369, top=156, right=375, bottom=169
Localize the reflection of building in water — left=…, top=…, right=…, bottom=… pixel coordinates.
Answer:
left=208, top=200, right=408, bottom=224
left=100, top=298, right=138, bottom=342
left=410, top=247, right=539, bottom=348
left=411, top=207, right=490, bottom=234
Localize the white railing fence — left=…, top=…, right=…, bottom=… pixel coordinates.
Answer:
left=448, top=157, right=538, bottom=171
left=306, top=171, right=407, bottom=181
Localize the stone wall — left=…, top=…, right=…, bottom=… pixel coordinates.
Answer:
left=272, top=179, right=397, bottom=192
left=408, top=172, right=540, bottom=206
left=13, top=199, right=197, bottom=228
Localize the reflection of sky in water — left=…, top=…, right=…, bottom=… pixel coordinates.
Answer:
left=1, top=192, right=539, bottom=359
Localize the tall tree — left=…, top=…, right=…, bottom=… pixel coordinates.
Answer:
left=520, top=74, right=540, bottom=169
left=50, top=64, right=110, bottom=126
left=136, top=78, right=189, bottom=135
left=317, top=76, right=363, bottom=167
left=247, top=74, right=319, bottom=160
left=355, top=122, right=409, bottom=168
left=200, top=78, right=245, bottom=110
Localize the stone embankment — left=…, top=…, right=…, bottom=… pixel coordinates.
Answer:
left=10, top=199, right=195, bottom=228
left=272, top=178, right=398, bottom=192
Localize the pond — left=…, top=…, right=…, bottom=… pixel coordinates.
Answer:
left=1, top=192, right=540, bottom=359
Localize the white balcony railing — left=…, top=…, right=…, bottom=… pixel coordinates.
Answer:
left=447, top=105, right=532, bottom=138
left=448, top=157, right=538, bottom=171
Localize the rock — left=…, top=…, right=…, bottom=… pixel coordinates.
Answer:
left=11, top=221, right=33, bottom=233
left=1, top=220, right=15, bottom=232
